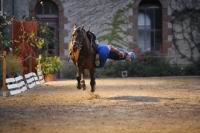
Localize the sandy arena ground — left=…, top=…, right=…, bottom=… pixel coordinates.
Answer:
left=0, top=77, right=200, bottom=133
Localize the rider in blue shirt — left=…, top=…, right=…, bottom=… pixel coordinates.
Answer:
left=86, top=31, right=136, bottom=68
left=95, top=43, right=137, bottom=68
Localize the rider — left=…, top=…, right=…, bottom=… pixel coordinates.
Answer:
left=95, top=43, right=137, bottom=68
left=86, top=31, right=137, bottom=68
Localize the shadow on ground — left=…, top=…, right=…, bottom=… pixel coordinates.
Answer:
left=107, top=96, right=176, bottom=103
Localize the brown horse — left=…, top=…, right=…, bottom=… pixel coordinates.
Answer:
left=69, top=24, right=96, bottom=92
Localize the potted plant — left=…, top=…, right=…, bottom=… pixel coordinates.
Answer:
left=38, top=55, right=61, bottom=81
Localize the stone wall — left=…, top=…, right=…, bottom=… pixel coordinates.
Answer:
left=3, top=0, right=29, bottom=19
left=62, top=0, right=131, bottom=48
left=167, top=0, right=200, bottom=65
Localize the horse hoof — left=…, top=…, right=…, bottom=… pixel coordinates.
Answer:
left=81, top=80, right=86, bottom=90
left=91, top=85, right=95, bottom=92
left=91, top=88, right=95, bottom=93
left=77, top=84, right=81, bottom=90
left=82, top=84, right=86, bottom=91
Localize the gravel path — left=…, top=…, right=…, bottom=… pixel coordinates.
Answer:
left=0, top=77, right=200, bottom=133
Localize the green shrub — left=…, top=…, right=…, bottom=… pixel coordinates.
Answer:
left=183, top=64, right=200, bottom=76
left=39, top=56, right=62, bottom=75
left=95, top=52, right=188, bottom=77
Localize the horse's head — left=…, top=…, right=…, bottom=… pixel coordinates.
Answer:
left=71, top=25, right=86, bottom=51
left=69, top=24, right=88, bottom=64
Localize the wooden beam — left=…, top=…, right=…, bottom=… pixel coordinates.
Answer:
left=1, top=51, right=8, bottom=96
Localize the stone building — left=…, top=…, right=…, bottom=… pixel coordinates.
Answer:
left=1, top=0, right=200, bottom=77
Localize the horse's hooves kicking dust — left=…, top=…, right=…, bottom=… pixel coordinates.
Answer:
left=88, top=91, right=100, bottom=100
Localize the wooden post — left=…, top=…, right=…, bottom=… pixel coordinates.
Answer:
left=1, top=51, right=8, bottom=96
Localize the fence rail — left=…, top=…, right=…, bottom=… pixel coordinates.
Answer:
left=0, top=51, right=45, bottom=96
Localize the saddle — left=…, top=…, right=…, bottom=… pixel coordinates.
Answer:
left=86, top=31, right=97, bottom=51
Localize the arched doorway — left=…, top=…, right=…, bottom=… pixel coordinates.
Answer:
left=35, top=0, right=59, bottom=56
left=138, top=0, right=162, bottom=52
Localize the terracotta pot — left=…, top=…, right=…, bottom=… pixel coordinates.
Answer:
left=44, top=74, right=57, bottom=81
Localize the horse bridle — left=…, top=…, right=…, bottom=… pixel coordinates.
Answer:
left=72, top=29, right=85, bottom=52
left=72, top=41, right=82, bottom=51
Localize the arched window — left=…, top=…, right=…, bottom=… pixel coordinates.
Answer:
left=138, top=0, right=162, bottom=52
left=35, top=0, right=58, bottom=15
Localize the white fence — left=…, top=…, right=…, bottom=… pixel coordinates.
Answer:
left=5, top=71, right=45, bottom=96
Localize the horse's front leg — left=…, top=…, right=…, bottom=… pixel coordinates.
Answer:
left=90, top=69, right=96, bottom=92
left=76, top=67, right=81, bottom=90
left=80, top=69, right=86, bottom=90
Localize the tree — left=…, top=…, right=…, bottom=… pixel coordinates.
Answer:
left=98, top=2, right=133, bottom=49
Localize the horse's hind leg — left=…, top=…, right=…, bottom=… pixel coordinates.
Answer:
left=81, top=80, right=86, bottom=90
left=90, top=69, right=96, bottom=92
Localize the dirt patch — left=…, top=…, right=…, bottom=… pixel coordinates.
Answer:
left=0, top=77, right=200, bottom=133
